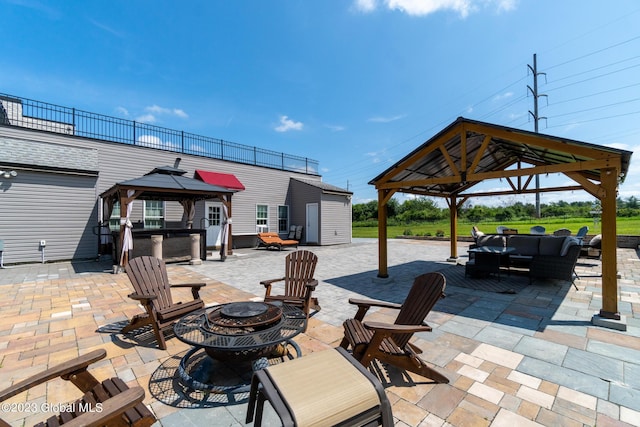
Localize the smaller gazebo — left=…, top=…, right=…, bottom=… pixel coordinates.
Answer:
left=100, top=160, right=237, bottom=267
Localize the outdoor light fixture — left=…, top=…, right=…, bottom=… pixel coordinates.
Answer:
left=0, top=170, right=17, bottom=179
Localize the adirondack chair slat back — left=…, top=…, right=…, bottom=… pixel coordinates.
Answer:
left=393, top=272, right=446, bottom=349
left=284, top=250, right=318, bottom=298
left=127, top=256, right=174, bottom=311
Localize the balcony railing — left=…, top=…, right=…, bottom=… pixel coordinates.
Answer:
left=0, top=93, right=319, bottom=175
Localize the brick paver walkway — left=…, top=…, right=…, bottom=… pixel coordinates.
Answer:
left=0, top=239, right=639, bottom=426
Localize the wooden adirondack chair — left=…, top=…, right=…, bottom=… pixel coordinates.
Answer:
left=339, top=272, right=449, bottom=384
left=122, top=255, right=206, bottom=350
left=261, top=250, right=319, bottom=325
left=0, top=349, right=156, bottom=427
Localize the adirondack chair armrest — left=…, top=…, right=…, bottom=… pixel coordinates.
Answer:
left=363, top=321, right=432, bottom=334
left=260, top=277, right=286, bottom=297
left=348, top=298, right=402, bottom=310
left=55, top=386, right=146, bottom=427
left=304, top=279, right=319, bottom=291
left=348, top=298, right=402, bottom=320
left=260, top=277, right=286, bottom=286
left=170, top=282, right=206, bottom=289
left=0, top=349, right=106, bottom=402
left=128, top=292, right=158, bottom=305
left=170, top=282, right=206, bottom=299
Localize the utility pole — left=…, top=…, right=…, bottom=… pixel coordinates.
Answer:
left=527, top=53, right=547, bottom=218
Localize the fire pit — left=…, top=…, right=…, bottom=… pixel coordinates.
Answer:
left=173, top=301, right=307, bottom=393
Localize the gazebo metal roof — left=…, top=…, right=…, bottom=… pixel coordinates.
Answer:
left=370, top=117, right=632, bottom=200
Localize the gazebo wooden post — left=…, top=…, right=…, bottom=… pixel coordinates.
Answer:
left=377, top=189, right=396, bottom=278
left=118, top=192, right=128, bottom=268
left=225, top=195, right=233, bottom=255
left=448, top=196, right=458, bottom=261
left=598, top=167, right=620, bottom=319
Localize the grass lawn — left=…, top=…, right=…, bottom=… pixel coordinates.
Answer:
left=352, top=216, right=640, bottom=238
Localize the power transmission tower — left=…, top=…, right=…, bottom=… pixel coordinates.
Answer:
left=527, top=53, right=547, bottom=218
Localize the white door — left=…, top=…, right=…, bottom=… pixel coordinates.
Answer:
left=306, top=203, right=319, bottom=244
left=205, top=202, right=222, bottom=247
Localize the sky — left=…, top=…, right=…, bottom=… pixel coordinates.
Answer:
left=2, top=0, right=640, bottom=208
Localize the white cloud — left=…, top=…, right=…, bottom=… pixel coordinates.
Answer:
left=115, top=106, right=129, bottom=117
left=325, top=124, right=346, bottom=132
left=354, top=0, right=377, bottom=12
left=137, top=135, right=180, bottom=150
left=145, top=104, right=189, bottom=118
left=354, top=0, right=518, bottom=18
left=386, top=0, right=475, bottom=18
left=493, top=91, right=513, bottom=102
left=136, top=113, right=156, bottom=123
left=368, top=114, right=405, bottom=123
left=173, top=108, right=188, bottom=118
left=275, top=115, right=304, bottom=132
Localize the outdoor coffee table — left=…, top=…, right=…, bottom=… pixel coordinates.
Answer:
left=467, top=246, right=516, bottom=279
left=173, top=301, right=307, bottom=393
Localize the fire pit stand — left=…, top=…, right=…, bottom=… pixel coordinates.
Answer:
left=173, top=301, right=307, bottom=393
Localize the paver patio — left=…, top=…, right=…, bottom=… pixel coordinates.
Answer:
left=1, top=238, right=639, bottom=426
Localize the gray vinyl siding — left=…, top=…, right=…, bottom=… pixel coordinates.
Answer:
left=0, top=169, right=98, bottom=264
left=288, top=179, right=321, bottom=244
left=320, top=193, right=352, bottom=245
left=0, top=126, right=328, bottom=262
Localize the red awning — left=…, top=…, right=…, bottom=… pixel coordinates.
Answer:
left=194, top=170, right=246, bottom=191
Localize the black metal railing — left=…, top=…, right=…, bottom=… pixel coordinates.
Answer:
left=0, top=93, right=318, bottom=175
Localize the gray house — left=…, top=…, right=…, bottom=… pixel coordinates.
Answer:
left=0, top=94, right=352, bottom=266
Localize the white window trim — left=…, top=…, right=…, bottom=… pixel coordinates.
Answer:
left=144, top=200, right=165, bottom=229
left=278, top=204, right=290, bottom=233
left=256, top=203, right=269, bottom=233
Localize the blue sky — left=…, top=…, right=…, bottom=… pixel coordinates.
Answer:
left=2, top=0, right=640, bottom=207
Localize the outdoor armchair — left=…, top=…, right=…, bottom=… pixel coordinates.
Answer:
left=339, top=272, right=449, bottom=384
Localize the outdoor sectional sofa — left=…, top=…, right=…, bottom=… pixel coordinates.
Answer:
left=471, top=233, right=582, bottom=284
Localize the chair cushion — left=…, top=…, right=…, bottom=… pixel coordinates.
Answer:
left=560, top=237, right=580, bottom=256
left=589, top=234, right=602, bottom=248
left=265, top=349, right=381, bottom=427
left=477, top=235, right=506, bottom=247
left=539, top=236, right=566, bottom=256
left=508, top=236, right=540, bottom=256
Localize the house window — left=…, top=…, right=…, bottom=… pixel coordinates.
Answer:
left=278, top=205, right=289, bottom=233
left=208, top=205, right=221, bottom=227
left=256, top=204, right=268, bottom=232
left=144, top=200, right=165, bottom=229
left=108, top=201, right=120, bottom=231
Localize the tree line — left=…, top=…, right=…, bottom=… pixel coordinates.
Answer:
left=352, top=196, right=640, bottom=224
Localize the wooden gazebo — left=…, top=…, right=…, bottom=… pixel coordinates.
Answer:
left=369, top=117, right=632, bottom=326
left=100, top=162, right=237, bottom=267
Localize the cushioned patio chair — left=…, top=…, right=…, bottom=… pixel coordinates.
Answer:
left=339, top=272, right=449, bottom=384
left=122, top=255, right=206, bottom=350
left=262, top=250, right=319, bottom=326
left=0, top=349, right=156, bottom=427
left=553, top=228, right=572, bottom=236
left=576, top=225, right=589, bottom=244
left=530, top=225, right=546, bottom=235
left=257, top=232, right=299, bottom=250
left=246, top=347, right=393, bottom=427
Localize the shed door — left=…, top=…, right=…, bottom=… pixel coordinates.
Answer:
left=306, top=203, right=319, bottom=244
left=205, top=202, right=222, bottom=247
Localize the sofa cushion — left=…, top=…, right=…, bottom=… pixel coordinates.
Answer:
left=560, top=237, right=581, bottom=256
left=477, top=235, right=506, bottom=247
left=539, top=236, right=566, bottom=256
left=508, top=236, right=540, bottom=256
left=589, top=234, right=602, bottom=248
